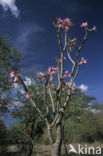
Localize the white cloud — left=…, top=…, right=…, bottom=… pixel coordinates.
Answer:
left=0, top=0, right=20, bottom=18
left=78, top=84, right=88, bottom=92
left=66, top=82, right=88, bottom=92
left=24, top=77, right=35, bottom=87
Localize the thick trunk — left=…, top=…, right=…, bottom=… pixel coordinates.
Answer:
left=51, top=142, right=62, bottom=156
left=47, top=112, right=63, bottom=156
left=51, top=124, right=62, bottom=156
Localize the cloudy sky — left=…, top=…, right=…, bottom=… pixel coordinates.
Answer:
left=0, top=0, right=103, bottom=102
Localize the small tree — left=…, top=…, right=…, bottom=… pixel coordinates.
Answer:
left=10, top=18, right=96, bottom=156
left=0, top=35, right=21, bottom=114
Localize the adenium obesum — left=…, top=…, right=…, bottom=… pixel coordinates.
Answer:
left=79, top=57, right=87, bottom=65
left=9, top=18, right=96, bottom=156
left=81, top=22, right=88, bottom=28
left=81, top=22, right=96, bottom=31
left=47, top=66, right=58, bottom=75
left=70, top=87, right=75, bottom=94
left=10, top=71, right=20, bottom=82
left=26, top=92, right=31, bottom=99
left=56, top=17, right=74, bottom=33
left=10, top=71, right=15, bottom=78
left=9, top=18, right=96, bottom=100
left=63, top=71, right=71, bottom=78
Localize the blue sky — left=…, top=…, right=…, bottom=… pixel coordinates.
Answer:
left=0, top=0, right=103, bottom=102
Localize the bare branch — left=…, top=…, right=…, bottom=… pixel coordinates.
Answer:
left=63, top=33, right=67, bottom=51
left=63, top=30, right=89, bottom=109
left=50, top=113, right=60, bottom=128
left=73, top=64, right=80, bottom=82
left=44, top=79, right=49, bottom=114
left=56, top=28, right=63, bottom=53
left=71, top=30, right=88, bottom=77
left=29, top=98, right=46, bottom=121
left=63, top=89, right=71, bottom=108
left=78, top=30, right=88, bottom=51
left=48, top=81, right=55, bottom=113
left=67, top=52, right=75, bottom=64
left=56, top=28, right=64, bottom=78
left=67, top=39, right=75, bottom=64
left=19, top=77, right=47, bottom=122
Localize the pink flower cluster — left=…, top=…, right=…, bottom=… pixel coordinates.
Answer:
left=48, top=66, right=58, bottom=75
left=26, top=92, right=31, bottom=99
left=56, top=17, right=74, bottom=33
left=37, top=66, right=58, bottom=81
left=70, top=87, right=75, bottom=94
left=10, top=71, right=20, bottom=83
left=63, top=71, right=71, bottom=78
left=81, top=22, right=96, bottom=31
left=79, top=57, right=87, bottom=65
left=81, top=22, right=88, bottom=28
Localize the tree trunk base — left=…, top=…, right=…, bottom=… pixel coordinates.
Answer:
left=51, top=143, right=62, bottom=156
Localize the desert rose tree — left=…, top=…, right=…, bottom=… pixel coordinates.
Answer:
left=10, top=18, right=96, bottom=156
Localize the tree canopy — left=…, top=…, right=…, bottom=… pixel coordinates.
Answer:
left=0, top=35, right=21, bottom=114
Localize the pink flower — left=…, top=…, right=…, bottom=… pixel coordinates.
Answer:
left=81, top=22, right=88, bottom=28
left=61, top=18, right=73, bottom=26
left=26, top=93, right=31, bottom=99
left=37, top=72, right=44, bottom=79
left=56, top=17, right=74, bottom=33
left=13, top=76, right=19, bottom=83
left=48, top=66, right=58, bottom=75
left=63, top=57, right=66, bottom=60
left=70, top=87, right=75, bottom=94
left=62, top=18, right=71, bottom=24
left=10, top=71, right=21, bottom=78
left=63, top=71, right=71, bottom=78
left=10, top=71, right=15, bottom=78
left=64, top=26, right=69, bottom=33
left=92, top=25, right=96, bottom=31
left=56, top=17, right=62, bottom=24
left=61, top=18, right=74, bottom=33
left=80, top=57, right=87, bottom=65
